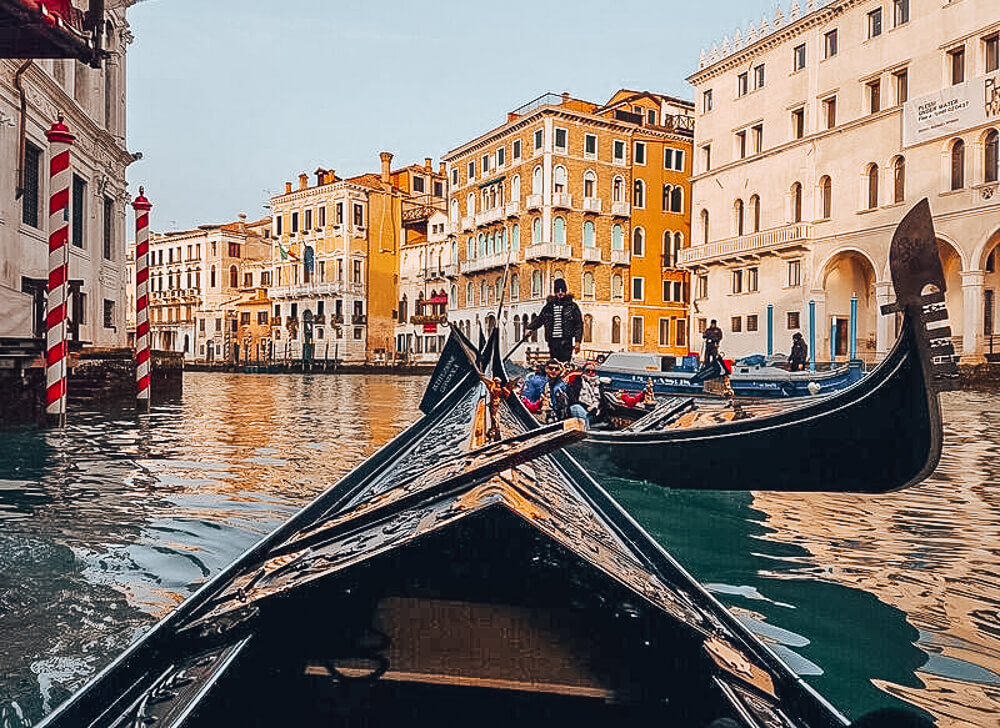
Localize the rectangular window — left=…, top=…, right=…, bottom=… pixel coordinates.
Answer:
left=659, top=318, right=670, bottom=346
left=701, top=144, right=712, bottom=172
left=868, top=79, right=881, bottom=113
left=613, top=140, right=625, bottom=162
left=987, top=34, right=1000, bottom=74
left=632, top=277, right=644, bottom=301
left=103, top=299, right=114, bottom=328
left=662, top=280, right=672, bottom=302
left=748, top=267, right=758, bottom=292
left=825, top=29, right=838, bottom=58
left=318, top=206, right=326, bottom=227
left=676, top=318, right=687, bottom=347
left=496, top=147, right=505, bottom=167
left=747, top=314, right=759, bottom=332
left=513, top=139, right=521, bottom=160
left=554, top=128, right=567, bottom=151
left=787, top=259, right=801, bottom=287
left=792, top=108, right=805, bottom=139
left=894, top=68, right=908, bottom=104
left=467, top=161, right=475, bottom=180
left=824, top=96, right=837, bottom=129
left=753, top=64, right=765, bottom=89
left=949, top=46, right=965, bottom=85
left=481, top=154, right=490, bottom=175
left=434, top=181, right=443, bottom=197
left=674, top=150, right=684, bottom=171
left=731, top=316, right=742, bottom=333
left=305, top=208, right=313, bottom=230
left=533, top=128, right=544, bottom=151
left=793, top=43, right=806, bottom=71
left=353, top=259, right=362, bottom=283
left=102, top=196, right=113, bottom=260
left=584, top=134, right=597, bottom=158
left=732, top=269, right=743, bottom=294
left=893, top=0, right=909, bottom=27
left=868, top=8, right=882, bottom=39
left=647, top=109, right=657, bottom=125
left=697, top=275, right=708, bottom=299
left=631, top=316, right=644, bottom=345
left=751, top=124, right=763, bottom=154
left=674, top=281, right=683, bottom=302
left=736, top=130, right=747, bottom=158
left=451, top=168, right=458, bottom=186
left=291, top=211, right=299, bottom=233
left=258, top=311, right=268, bottom=325
left=335, top=203, right=343, bottom=225
left=737, top=72, right=749, bottom=97
left=703, top=88, right=713, bottom=112
left=634, top=141, right=645, bottom=165
left=72, top=175, right=86, bottom=248
left=240, top=311, right=251, bottom=326
left=413, top=176, right=425, bottom=192
left=787, top=311, right=800, bottom=329
left=353, top=203, right=364, bottom=227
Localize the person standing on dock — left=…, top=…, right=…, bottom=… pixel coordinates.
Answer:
left=789, top=332, right=808, bottom=371
left=526, top=278, right=583, bottom=363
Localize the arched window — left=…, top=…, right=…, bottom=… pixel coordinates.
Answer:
left=893, top=156, right=906, bottom=203
left=466, top=281, right=474, bottom=305
left=554, top=165, right=567, bottom=193
left=480, top=280, right=488, bottom=304
left=749, top=194, right=761, bottom=232
left=532, top=166, right=543, bottom=195
left=451, top=238, right=458, bottom=261
left=670, top=186, right=682, bottom=213
left=512, top=223, right=520, bottom=250
left=662, top=184, right=671, bottom=211
left=511, top=174, right=521, bottom=201
left=583, top=170, right=597, bottom=198
left=466, top=236, right=473, bottom=258
left=583, top=271, right=595, bottom=298
left=791, top=183, right=802, bottom=223
left=553, top=216, right=566, bottom=244
left=612, top=274, right=623, bottom=300
left=501, top=227, right=508, bottom=250
left=866, top=163, right=879, bottom=209
left=450, top=284, right=457, bottom=304
left=513, top=314, right=521, bottom=341
left=478, top=233, right=486, bottom=257
left=735, top=198, right=745, bottom=236
left=613, top=176, right=624, bottom=202
left=700, top=209, right=709, bottom=244
left=611, top=316, right=622, bottom=344
left=820, top=176, right=832, bottom=219
left=495, top=277, right=503, bottom=303
left=467, top=191, right=475, bottom=215
left=532, top=217, right=542, bottom=243
left=662, top=231, right=672, bottom=268
left=633, top=179, right=645, bottom=208
left=612, top=224, right=624, bottom=250
left=510, top=273, right=519, bottom=301
left=210, top=265, right=217, bottom=288
left=583, top=314, right=594, bottom=343
left=583, top=220, right=596, bottom=248
left=531, top=270, right=543, bottom=298
left=951, top=139, right=965, bottom=190
left=450, top=199, right=458, bottom=221
left=632, top=227, right=644, bottom=256
left=985, top=130, right=998, bottom=184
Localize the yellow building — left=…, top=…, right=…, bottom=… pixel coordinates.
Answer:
left=442, top=90, right=694, bottom=360
left=269, top=156, right=446, bottom=363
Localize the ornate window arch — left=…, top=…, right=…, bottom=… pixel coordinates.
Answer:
left=583, top=220, right=596, bottom=248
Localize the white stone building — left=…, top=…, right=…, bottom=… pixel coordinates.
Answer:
left=0, top=8, right=131, bottom=364
left=394, top=209, right=453, bottom=363
left=685, top=0, right=1000, bottom=363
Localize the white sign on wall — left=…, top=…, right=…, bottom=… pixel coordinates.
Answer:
left=903, top=73, right=1000, bottom=147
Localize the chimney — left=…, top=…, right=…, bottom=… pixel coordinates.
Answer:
left=298, top=173, right=308, bottom=190
left=439, top=161, right=446, bottom=175
left=315, top=167, right=326, bottom=185
left=328, top=169, right=335, bottom=183
left=561, top=91, right=570, bottom=104
left=237, top=212, right=247, bottom=233
left=379, top=151, right=393, bottom=183
left=284, top=182, right=292, bottom=194
left=424, top=157, right=432, bottom=171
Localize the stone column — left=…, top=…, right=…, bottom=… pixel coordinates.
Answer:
left=875, top=281, right=893, bottom=360
left=961, top=269, right=986, bottom=363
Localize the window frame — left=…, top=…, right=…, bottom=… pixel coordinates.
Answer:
left=793, top=43, right=806, bottom=72
left=824, top=29, right=838, bottom=58
left=867, top=8, right=882, bottom=39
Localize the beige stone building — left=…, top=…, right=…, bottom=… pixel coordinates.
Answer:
left=442, top=91, right=694, bottom=360
left=394, top=208, right=452, bottom=362
left=685, top=0, right=1000, bottom=363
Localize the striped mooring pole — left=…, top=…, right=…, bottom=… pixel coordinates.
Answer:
left=44, top=114, right=75, bottom=427
left=132, top=187, right=152, bottom=410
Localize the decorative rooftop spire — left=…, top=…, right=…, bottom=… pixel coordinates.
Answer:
left=747, top=21, right=758, bottom=43
left=733, top=28, right=743, bottom=49
left=774, top=4, right=785, bottom=28
left=790, top=0, right=801, bottom=21
left=722, top=35, right=731, bottom=55
left=759, top=14, right=770, bottom=35
left=700, top=48, right=707, bottom=68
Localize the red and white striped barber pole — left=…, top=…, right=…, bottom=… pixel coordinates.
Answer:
left=44, top=114, right=75, bottom=426
left=132, top=187, right=152, bottom=410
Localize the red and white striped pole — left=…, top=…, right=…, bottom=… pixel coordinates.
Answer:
left=44, top=113, right=75, bottom=427
left=132, top=187, right=152, bottom=410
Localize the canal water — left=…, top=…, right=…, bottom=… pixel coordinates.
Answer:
left=0, top=373, right=997, bottom=727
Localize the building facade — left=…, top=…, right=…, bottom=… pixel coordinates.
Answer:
left=0, top=9, right=131, bottom=366
left=395, top=208, right=452, bottom=362
left=268, top=156, right=446, bottom=364
left=685, top=0, right=1000, bottom=363
left=442, top=90, right=694, bottom=361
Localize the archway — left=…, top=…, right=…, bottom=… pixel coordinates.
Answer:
left=980, top=231, right=1000, bottom=353
left=821, top=251, right=877, bottom=362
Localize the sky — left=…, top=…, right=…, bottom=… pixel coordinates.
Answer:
left=125, top=0, right=787, bottom=231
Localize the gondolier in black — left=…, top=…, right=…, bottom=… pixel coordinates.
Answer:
left=789, top=332, right=808, bottom=371
left=526, top=278, right=583, bottom=363
left=703, top=319, right=723, bottom=365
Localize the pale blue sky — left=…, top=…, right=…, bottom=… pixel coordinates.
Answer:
left=126, top=0, right=783, bottom=230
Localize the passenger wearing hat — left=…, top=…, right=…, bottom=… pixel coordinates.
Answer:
left=521, top=359, right=570, bottom=421
left=789, top=332, right=808, bottom=371
left=525, top=277, right=583, bottom=363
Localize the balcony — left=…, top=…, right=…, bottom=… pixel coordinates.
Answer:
left=678, top=223, right=813, bottom=267
left=448, top=221, right=463, bottom=235
left=443, top=263, right=459, bottom=278
left=270, top=316, right=281, bottom=326
left=352, top=313, right=368, bottom=325
left=611, top=201, right=630, bottom=217
left=475, top=208, right=503, bottom=227
left=332, top=313, right=345, bottom=324
left=526, top=194, right=543, bottom=210
left=525, top=243, right=572, bottom=260
left=268, top=281, right=363, bottom=299
left=461, top=216, right=475, bottom=231
left=313, top=314, right=326, bottom=325
left=610, top=250, right=630, bottom=266
left=461, top=252, right=513, bottom=274
left=582, top=197, right=602, bottom=213
left=551, top=192, right=572, bottom=209
left=582, top=247, right=602, bottom=263
left=504, top=201, right=520, bottom=217
left=410, top=313, right=448, bottom=325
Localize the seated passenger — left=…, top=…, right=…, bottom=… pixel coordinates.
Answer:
left=568, top=361, right=601, bottom=428
left=521, top=359, right=569, bottom=421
